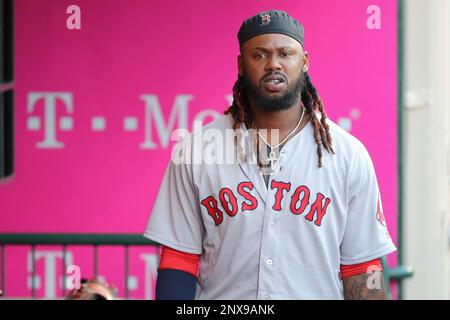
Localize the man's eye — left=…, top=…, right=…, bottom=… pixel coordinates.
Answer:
left=255, top=54, right=266, bottom=59
left=281, top=52, right=292, bottom=57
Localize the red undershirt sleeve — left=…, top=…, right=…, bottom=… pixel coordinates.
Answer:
left=340, top=258, right=383, bottom=279
left=158, top=245, right=200, bottom=278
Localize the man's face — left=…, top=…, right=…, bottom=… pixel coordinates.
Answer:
left=238, top=33, right=308, bottom=111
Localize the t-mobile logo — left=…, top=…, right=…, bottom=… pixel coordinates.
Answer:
left=27, top=92, right=74, bottom=149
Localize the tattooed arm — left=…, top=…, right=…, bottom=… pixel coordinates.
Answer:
left=343, top=271, right=387, bottom=300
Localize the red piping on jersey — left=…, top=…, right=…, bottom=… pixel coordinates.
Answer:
left=158, top=246, right=200, bottom=278
left=340, top=258, right=383, bottom=279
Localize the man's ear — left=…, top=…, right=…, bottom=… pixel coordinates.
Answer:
left=302, top=51, right=310, bottom=72
left=237, top=55, right=245, bottom=76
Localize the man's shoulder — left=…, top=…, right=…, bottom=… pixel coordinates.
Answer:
left=197, top=113, right=234, bottom=132
left=175, top=113, right=233, bottom=144
left=324, top=116, right=367, bottom=154
left=321, top=117, right=376, bottom=176
left=170, top=113, right=235, bottom=165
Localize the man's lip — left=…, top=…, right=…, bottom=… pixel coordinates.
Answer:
left=262, top=74, right=286, bottom=83
left=262, top=81, right=286, bottom=92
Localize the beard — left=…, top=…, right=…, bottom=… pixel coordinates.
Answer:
left=242, top=71, right=304, bottom=112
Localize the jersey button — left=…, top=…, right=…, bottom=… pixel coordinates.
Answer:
left=264, top=295, right=270, bottom=300
left=270, top=220, right=277, bottom=227
left=266, top=259, right=273, bottom=266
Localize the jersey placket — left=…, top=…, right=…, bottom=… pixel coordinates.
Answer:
left=238, top=155, right=280, bottom=299
left=236, top=124, right=293, bottom=299
left=255, top=147, right=291, bottom=300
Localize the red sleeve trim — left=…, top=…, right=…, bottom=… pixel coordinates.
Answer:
left=340, top=258, right=383, bottom=280
left=158, top=246, right=200, bottom=278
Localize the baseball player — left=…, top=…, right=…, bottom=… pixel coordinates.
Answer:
left=144, top=9, right=397, bottom=300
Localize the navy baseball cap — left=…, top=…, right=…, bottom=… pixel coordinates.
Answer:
left=238, top=10, right=305, bottom=48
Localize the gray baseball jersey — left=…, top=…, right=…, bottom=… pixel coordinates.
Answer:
left=144, top=113, right=397, bottom=299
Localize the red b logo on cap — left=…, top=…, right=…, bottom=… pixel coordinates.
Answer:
left=260, top=14, right=271, bottom=25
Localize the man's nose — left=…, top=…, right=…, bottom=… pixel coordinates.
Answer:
left=264, top=55, right=282, bottom=73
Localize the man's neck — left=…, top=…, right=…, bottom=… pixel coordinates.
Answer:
left=250, top=103, right=310, bottom=145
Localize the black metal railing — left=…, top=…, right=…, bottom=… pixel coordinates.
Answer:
left=0, top=233, right=413, bottom=299
left=0, top=233, right=160, bottom=299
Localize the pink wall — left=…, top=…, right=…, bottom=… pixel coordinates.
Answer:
left=0, top=0, right=397, bottom=298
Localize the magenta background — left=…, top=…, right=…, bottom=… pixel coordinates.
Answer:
left=0, top=0, right=398, bottom=298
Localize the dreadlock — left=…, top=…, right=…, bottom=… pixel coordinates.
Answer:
left=224, top=72, right=335, bottom=168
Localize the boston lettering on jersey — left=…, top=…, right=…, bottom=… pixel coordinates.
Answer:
left=200, top=180, right=331, bottom=227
